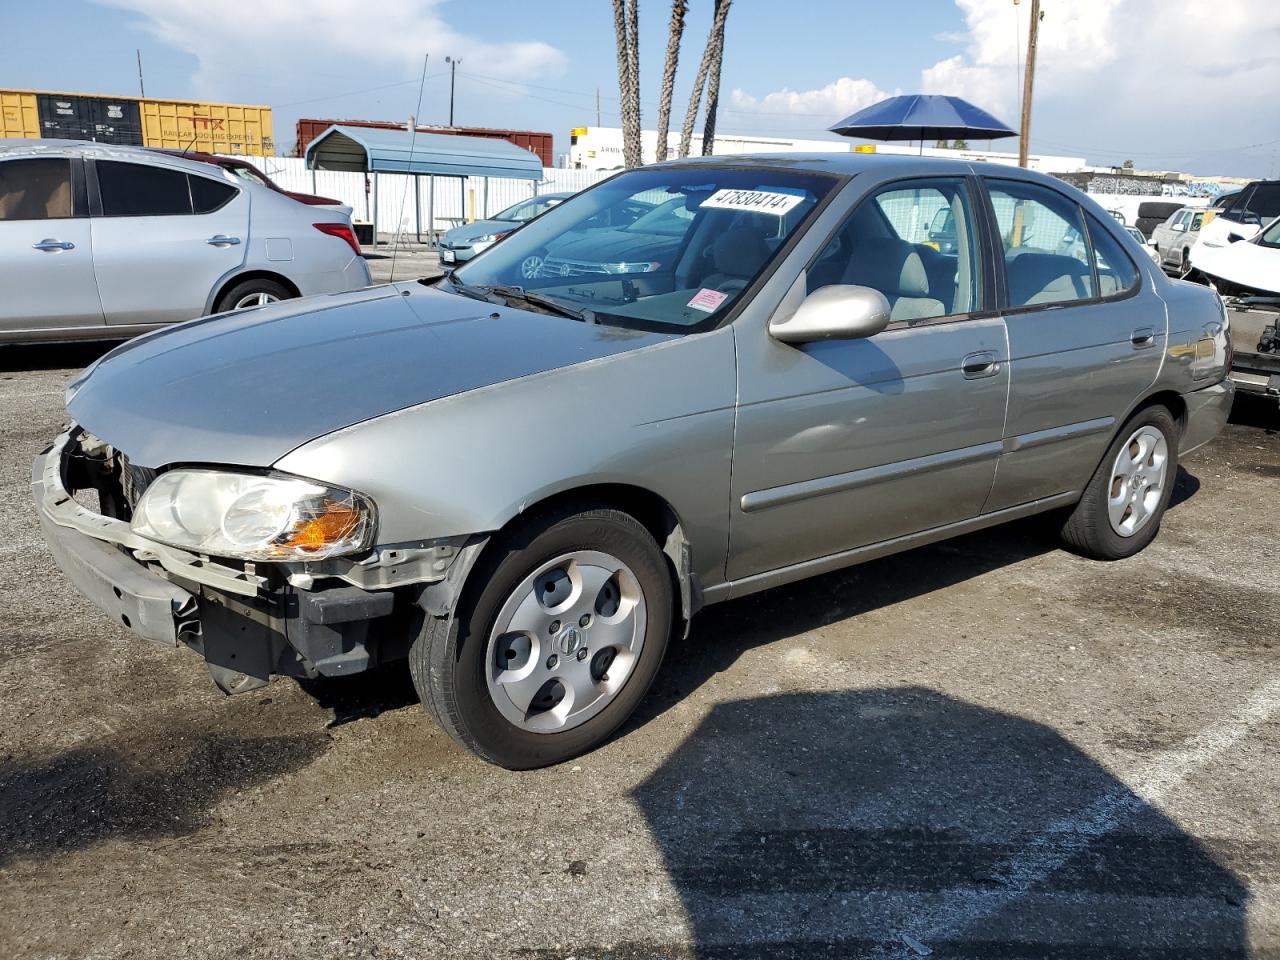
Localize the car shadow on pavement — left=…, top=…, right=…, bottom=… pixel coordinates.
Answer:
left=608, top=687, right=1249, bottom=958
left=0, top=340, right=120, bottom=373
left=0, top=731, right=329, bottom=868
left=635, top=517, right=1059, bottom=728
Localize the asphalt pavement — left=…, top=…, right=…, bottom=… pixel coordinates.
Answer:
left=0, top=335, right=1277, bottom=959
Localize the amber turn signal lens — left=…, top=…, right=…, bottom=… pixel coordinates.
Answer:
left=279, top=499, right=364, bottom=553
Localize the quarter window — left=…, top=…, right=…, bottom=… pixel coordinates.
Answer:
left=988, top=179, right=1094, bottom=308
left=190, top=175, right=237, bottom=213
left=0, top=158, right=76, bottom=221
left=1086, top=215, right=1139, bottom=296
left=808, top=178, right=979, bottom=322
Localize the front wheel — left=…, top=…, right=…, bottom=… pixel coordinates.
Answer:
left=1059, top=405, right=1178, bottom=560
left=410, top=505, right=673, bottom=769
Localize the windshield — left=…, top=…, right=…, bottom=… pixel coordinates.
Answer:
left=452, top=165, right=839, bottom=332
left=493, top=196, right=563, bottom=222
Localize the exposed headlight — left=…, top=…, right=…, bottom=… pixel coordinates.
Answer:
left=131, top=470, right=375, bottom=561
left=473, top=230, right=512, bottom=245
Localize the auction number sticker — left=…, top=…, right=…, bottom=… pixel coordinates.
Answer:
left=687, top=288, right=729, bottom=313
left=701, top=188, right=804, bottom=216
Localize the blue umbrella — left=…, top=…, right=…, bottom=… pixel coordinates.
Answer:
left=829, top=94, right=1015, bottom=147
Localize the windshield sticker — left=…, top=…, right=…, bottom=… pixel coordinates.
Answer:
left=688, top=288, right=729, bottom=313
left=701, top=188, right=805, bottom=216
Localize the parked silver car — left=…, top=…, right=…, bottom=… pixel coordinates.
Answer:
left=438, top=191, right=574, bottom=266
left=1151, top=206, right=1207, bottom=274
left=35, top=154, right=1233, bottom=768
left=0, top=141, right=371, bottom=343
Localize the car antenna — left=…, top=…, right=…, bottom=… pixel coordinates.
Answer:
left=179, top=125, right=199, bottom=157
left=390, top=54, right=429, bottom=284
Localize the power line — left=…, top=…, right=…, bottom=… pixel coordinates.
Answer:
left=275, top=75, right=446, bottom=109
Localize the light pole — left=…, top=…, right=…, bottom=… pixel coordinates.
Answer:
left=445, top=56, right=462, bottom=127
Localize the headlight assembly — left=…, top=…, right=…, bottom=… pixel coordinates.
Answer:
left=131, top=470, right=375, bottom=561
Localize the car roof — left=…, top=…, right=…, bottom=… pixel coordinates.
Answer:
left=0, top=138, right=240, bottom=180
left=655, top=150, right=1061, bottom=184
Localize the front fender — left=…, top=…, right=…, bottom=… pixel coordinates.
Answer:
left=275, top=328, right=738, bottom=591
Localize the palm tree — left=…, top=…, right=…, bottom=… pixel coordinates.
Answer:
left=678, top=0, right=732, bottom=158
left=699, top=0, right=730, bottom=155
left=612, top=0, right=643, bottom=168
left=654, top=0, right=688, bottom=164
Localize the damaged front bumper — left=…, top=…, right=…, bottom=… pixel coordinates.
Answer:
left=33, top=430, right=480, bottom=694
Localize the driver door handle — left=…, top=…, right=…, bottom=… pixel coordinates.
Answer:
left=205, top=235, right=241, bottom=246
left=33, top=239, right=75, bottom=251
left=1131, top=327, right=1156, bottom=348
left=962, top=351, right=999, bottom=379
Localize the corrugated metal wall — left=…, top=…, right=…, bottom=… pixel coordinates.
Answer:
left=237, top=156, right=610, bottom=233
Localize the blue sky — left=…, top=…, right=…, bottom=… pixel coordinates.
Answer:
left=4, top=0, right=1278, bottom=178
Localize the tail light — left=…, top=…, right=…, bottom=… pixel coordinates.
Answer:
left=314, top=222, right=362, bottom=257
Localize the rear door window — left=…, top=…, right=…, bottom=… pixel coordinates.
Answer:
left=97, top=160, right=191, bottom=216
left=987, top=179, right=1094, bottom=308
left=0, top=158, right=78, bottom=220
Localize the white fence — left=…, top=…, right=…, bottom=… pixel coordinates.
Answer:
left=221, top=155, right=610, bottom=240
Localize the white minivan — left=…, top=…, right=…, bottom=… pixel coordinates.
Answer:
left=0, top=141, right=371, bottom=344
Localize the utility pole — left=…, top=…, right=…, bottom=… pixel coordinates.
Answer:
left=1017, top=0, right=1041, bottom=168
left=445, top=56, right=462, bottom=126
left=595, top=87, right=601, bottom=127
left=136, top=48, right=145, bottom=97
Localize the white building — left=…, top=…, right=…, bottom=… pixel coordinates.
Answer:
left=565, top=125, right=1088, bottom=174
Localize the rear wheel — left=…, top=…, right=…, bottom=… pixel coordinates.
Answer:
left=1060, top=405, right=1178, bottom=560
left=410, top=505, right=673, bottom=769
left=215, top=278, right=293, bottom=313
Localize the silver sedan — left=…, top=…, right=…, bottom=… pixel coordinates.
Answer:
left=36, top=153, right=1233, bottom=768
left=0, top=141, right=370, bottom=344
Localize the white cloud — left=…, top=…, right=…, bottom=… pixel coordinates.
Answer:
left=728, top=76, right=890, bottom=124
left=97, top=0, right=566, bottom=106
left=920, top=0, right=1280, bottom=172
left=921, top=0, right=1123, bottom=118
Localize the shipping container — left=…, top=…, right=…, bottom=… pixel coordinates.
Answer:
left=37, top=93, right=143, bottom=145
left=0, top=89, right=274, bottom=155
left=295, top=118, right=553, bottom=166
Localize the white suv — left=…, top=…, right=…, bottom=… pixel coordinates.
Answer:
left=0, top=141, right=371, bottom=344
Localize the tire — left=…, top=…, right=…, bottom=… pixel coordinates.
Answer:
left=1060, top=404, right=1179, bottom=560
left=1138, top=201, right=1182, bottom=221
left=214, top=278, right=293, bottom=313
left=410, top=505, right=674, bottom=769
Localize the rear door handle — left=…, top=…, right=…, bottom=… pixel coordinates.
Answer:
left=961, top=351, right=999, bottom=379
left=32, top=239, right=74, bottom=251
left=205, top=235, right=241, bottom=246
left=1131, top=327, right=1156, bottom=348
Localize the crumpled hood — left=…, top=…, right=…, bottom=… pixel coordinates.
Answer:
left=68, top=283, right=673, bottom=468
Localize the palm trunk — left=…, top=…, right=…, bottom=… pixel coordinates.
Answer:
left=679, top=0, right=732, bottom=158
left=700, top=0, right=730, bottom=155
left=654, top=0, right=687, bottom=164
left=613, top=0, right=643, bottom=169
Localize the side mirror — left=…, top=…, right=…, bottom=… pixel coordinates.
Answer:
left=769, top=284, right=892, bottom=344
left=1228, top=233, right=1244, bottom=244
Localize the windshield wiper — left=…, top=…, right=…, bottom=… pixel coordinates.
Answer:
left=435, top=275, right=596, bottom=323
left=480, top=284, right=597, bottom=324
left=433, top=273, right=496, bottom=303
